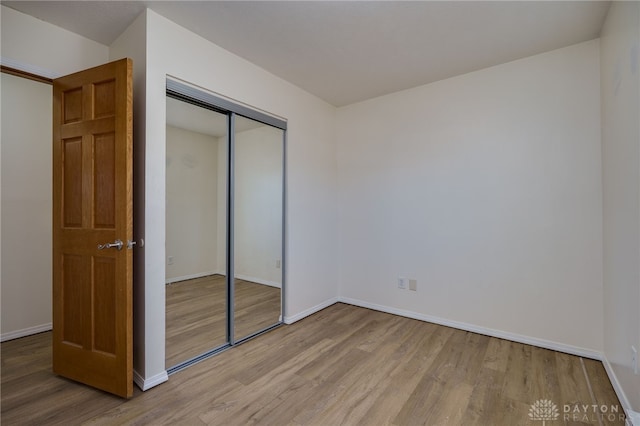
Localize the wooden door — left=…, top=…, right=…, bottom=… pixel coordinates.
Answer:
left=52, top=58, right=133, bottom=398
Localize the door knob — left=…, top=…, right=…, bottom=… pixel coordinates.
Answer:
left=98, top=239, right=123, bottom=251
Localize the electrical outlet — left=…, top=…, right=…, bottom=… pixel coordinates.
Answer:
left=409, top=279, right=417, bottom=291
left=398, top=277, right=407, bottom=289
left=167, top=256, right=174, bottom=265
left=276, top=259, right=281, bottom=269
left=632, top=346, right=638, bottom=374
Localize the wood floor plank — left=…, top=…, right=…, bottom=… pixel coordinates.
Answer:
left=490, top=397, right=534, bottom=426
left=555, top=352, right=595, bottom=418
left=290, top=347, right=374, bottom=425
left=358, top=324, right=454, bottom=425
left=459, top=365, right=506, bottom=425
left=1, top=303, right=625, bottom=426
left=231, top=376, right=317, bottom=426
left=580, top=358, right=626, bottom=425
left=306, top=318, right=429, bottom=425
left=528, top=346, right=562, bottom=406
left=501, top=340, right=534, bottom=404
left=481, top=336, right=511, bottom=373
left=391, top=330, right=489, bottom=425
left=198, top=339, right=334, bottom=425
left=393, top=330, right=477, bottom=425
left=294, top=318, right=386, bottom=383
left=423, top=382, right=475, bottom=426
left=355, top=314, right=405, bottom=353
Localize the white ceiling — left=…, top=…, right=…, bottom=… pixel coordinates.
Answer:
left=4, top=1, right=611, bottom=106
left=166, top=96, right=266, bottom=138
left=166, top=96, right=228, bottom=138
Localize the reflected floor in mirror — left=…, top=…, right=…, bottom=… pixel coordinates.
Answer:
left=234, top=278, right=282, bottom=341
left=165, top=274, right=281, bottom=368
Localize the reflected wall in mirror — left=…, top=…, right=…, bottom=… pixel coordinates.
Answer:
left=233, top=116, right=283, bottom=341
left=165, top=96, right=228, bottom=368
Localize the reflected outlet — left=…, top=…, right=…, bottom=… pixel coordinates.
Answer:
left=398, top=277, right=407, bottom=289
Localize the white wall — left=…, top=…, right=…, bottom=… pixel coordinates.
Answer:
left=0, top=6, right=108, bottom=78
left=108, top=10, right=149, bottom=386
left=166, top=125, right=221, bottom=282
left=165, top=120, right=283, bottom=288
left=600, top=1, right=640, bottom=418
left=0, top=73, right=53, bottom=340
left=0, top=5, right=110, bottom=340
left=109, top=13, right=152, bottom=390
left=336, top=40, right=604, bottom=356
left=235, top=125, right=283, bottom=287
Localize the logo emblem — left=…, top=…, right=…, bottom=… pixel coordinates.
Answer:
left=529, top=399, right=559, bottom=425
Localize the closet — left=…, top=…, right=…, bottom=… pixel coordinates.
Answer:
left=165, top=80, right=285, bottom=371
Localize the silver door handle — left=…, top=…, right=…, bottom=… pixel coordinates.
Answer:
left=98, top=239, right=123, bottom=251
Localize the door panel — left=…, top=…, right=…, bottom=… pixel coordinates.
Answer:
left=62, top=138, right=83, bottom=227
left=52, top=58, right=133, bottom=398
left=233, top=115, right=283, bottom=342
left=94, top=132, right=116, bottom=228
left=164, top=95, right=228, bottom=369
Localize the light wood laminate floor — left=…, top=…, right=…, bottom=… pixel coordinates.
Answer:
left=1, top=303, right=625, bottom=425
left=165, top=275, right=281, bottom=368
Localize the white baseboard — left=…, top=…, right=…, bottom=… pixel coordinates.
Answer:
left=133, top=369, right=168, bottom=392
left=338, top=297, right=603, bottom=360
left=165, top=270, right=219, bottom=284
left=235, top=274, right=281, bottom=288
left=165, top=272, right=281, bottom=288
left=284, top=297, right=339, bottom=324
left=602, top=356, right=640, bottom=425
left=626, top=410, right=640, bottom=426
left=1, top=323, right=52, bottom=342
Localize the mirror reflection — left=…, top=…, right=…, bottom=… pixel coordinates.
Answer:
left=233, top=116, right=283, bottom=341
left=165, top=92, right=285, bottom=370
left=165, top=96, right=228, bottom=368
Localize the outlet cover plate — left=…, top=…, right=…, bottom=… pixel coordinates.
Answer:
left=409, top=279, right=417, bottom=291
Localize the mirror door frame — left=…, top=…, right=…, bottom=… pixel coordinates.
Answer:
left=166, top=78, right=286, bottom=372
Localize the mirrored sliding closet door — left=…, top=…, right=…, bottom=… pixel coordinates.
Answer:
left=165, top=96, right=229, bottom=369
left=232, top=116, right=283, bottom=342
left=166, top=80, right=285, bottom=372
